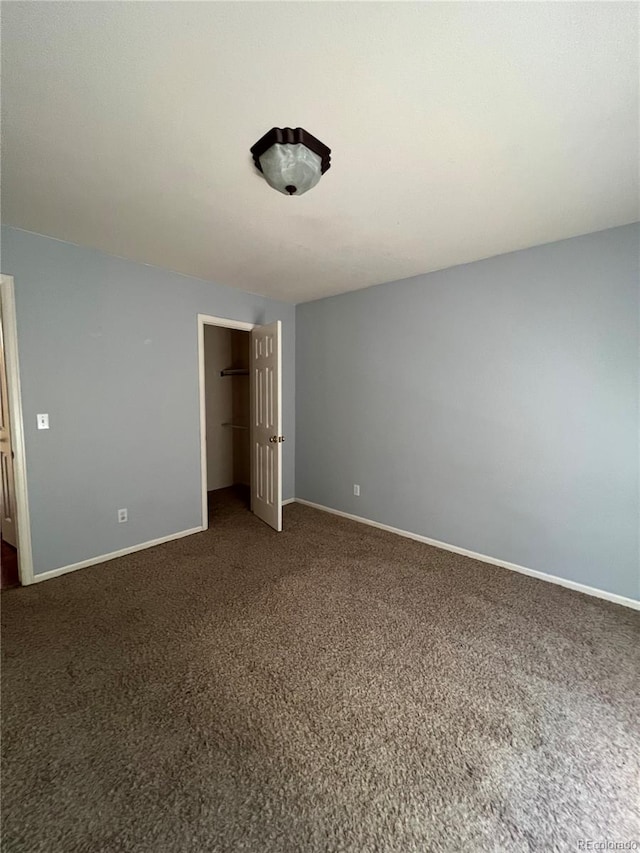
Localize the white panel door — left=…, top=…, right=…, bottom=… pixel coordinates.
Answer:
left=0, top=298, right=17, bottom=547
left=251, top=321, right=282, bottom=531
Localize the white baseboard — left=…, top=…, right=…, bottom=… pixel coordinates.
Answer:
left=31, top=526, right=205, bottom=584
left=32, top=503, right=293, bottom=584
left=294, top=499, right=640, bottom=611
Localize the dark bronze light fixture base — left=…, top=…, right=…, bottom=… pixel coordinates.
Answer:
left=250, top=127, right=331, bottom=175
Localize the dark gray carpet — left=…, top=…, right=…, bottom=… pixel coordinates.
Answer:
left=2, top=489, right=639, bottom=852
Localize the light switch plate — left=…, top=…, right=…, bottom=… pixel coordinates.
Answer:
left=37, top=413, right=49, bottom=430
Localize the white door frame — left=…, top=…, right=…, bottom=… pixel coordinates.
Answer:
left=0, top=275, right=34, bottom=585
left=198, top=314, right=255, bottom=529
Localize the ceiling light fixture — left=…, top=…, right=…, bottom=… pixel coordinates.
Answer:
left=250, top=127, right=331, bottom=196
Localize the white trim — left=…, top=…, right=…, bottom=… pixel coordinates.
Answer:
left=294, top=499, right=640, bottom=611
left=0, top=274, right=34, bottom=585
left=198, top=315, right=255, bottom=333
left=282, top=497, right=295, bottom=505
left=32, top=526, right=204, bottom=584
left=197, top=314, right=256, bottom=530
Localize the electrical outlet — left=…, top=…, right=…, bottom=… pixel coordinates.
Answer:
left=117, top=508, right=128, bottom=523
left=353, top=484, right=360, bottom=496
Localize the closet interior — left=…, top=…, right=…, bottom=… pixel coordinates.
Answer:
left=204, top=325, right=251, bottom=514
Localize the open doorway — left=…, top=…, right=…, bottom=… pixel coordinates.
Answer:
left=204, top=324, right=251, bottom=523
left=198, top=314, right=284, bottom=533
left=0, top=274, right=33, bottom=587
left=1, top=292, right=19, bottom=588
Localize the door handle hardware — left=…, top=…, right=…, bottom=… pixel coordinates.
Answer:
left=269, top=435, right=278, bottom=443
left=278, top=436, right=285, bottom=442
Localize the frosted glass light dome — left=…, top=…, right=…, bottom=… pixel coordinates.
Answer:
left=250, top=127, right=331, bottom=197
left=259, top=143, right=322, bottom=196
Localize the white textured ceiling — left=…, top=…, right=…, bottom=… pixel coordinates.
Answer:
left=1, top=2, right=638, bottom=303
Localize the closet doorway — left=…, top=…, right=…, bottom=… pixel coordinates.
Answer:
left=0, top=274, right=33, bottom=586
left=204, top=324, right=251, bottom=518
left=198, top=315, right=283, bottom=533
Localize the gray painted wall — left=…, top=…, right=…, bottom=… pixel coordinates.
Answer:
left=296, top=224, right=640, bottom=600
left=1, top=226, right=295, bottom=576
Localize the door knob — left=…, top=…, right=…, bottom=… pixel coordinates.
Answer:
left=269, top=435, right=278, bottom=443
